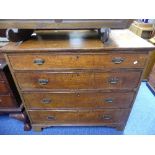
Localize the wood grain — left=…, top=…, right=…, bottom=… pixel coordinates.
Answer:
left=0, top=94, right=17, bottom=108
left=8, top=53, right=147, bottom=70
left=23, top=92, right=135, bottom=109
left=0, top=72, right=4, bottom=80
left=15, top=71, right=141, bottom=90
left=0, top=19, right=133, bottom=29
left=2, top=29, right=154, bottom=131
left=0, top=53, right=30, bottom=130
left=0, top=81, right=9, bottom=93
left=28, top=109, right=129, bottom=124
left=1, top=30, right=154, bottom=52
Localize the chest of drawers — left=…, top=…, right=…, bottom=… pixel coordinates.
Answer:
left=2, top=30, right=154, bottom=131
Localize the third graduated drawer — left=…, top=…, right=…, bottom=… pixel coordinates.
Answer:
left=14, top=70, right=142, bottom=90
left=23, top=91, right=135, bottom=109
left=8, top=53, right=147, bottom=70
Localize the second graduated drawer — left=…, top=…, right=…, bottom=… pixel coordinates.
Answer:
left=23, top=91, right=135, bottom=109
left=8, top=53, right=147, bottom=70
left=15, top=71, right=141, bottom=90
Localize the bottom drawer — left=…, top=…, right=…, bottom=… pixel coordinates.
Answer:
left=0, top=94, right=17, bottom=108
left=28, top=109, right=129, bottom=125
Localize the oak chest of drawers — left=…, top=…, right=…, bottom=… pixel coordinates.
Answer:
left=1, top=30, right=155, bottom=131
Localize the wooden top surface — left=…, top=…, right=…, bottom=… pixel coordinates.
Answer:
left=0, top=19, right=132, bottom=29
left=1, top=29, right=155, bottom=53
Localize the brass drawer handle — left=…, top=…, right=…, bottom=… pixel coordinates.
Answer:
left=109, top=77, right=119, bottom=84
left=112, top=57, right=124, bottom=64
left=102, top=115, right=112, bottom=120
left=105, top=98, right=113, bottom=103
left=41, top=98, right=52, bottom=104
left=38, top=79, right=48, bottom=85
left=33, top=58, right=45, bottom=65
left=47, top=116, right=55, bottom=120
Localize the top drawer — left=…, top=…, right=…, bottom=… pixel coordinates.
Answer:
left=8, top=53, right=147, bottom=70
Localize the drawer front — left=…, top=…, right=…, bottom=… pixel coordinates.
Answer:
left=0, top=81, right=9, bottom=93
left=0, top=95, right=17, bottom=108
left=15, top=71, right=141, bottom=90
left=28, top=109, right=129, bottom=124
left=8, top=53, right=147, bottom=70
left=23, top=92, right=135, bottom=109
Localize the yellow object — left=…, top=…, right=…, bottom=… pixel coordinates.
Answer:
left=129, top=21, right=154, bottom=39
left=149, top=37, right=155, bottom=44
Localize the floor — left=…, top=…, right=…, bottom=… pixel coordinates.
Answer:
left=0, top=82, right=155, bottom=135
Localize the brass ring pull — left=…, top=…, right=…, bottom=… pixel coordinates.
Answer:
left=33, top=58, right=45, bottom=65
left=47, top=116, right=55, bottom=120
left=102, top=115, right=112, bottom=120
left=41, top=98, right=52, bottom=104
left=109, top=77, right=119, bottom=84
left=105, top=98, right=113, bottom=103
left=112, top=57, right=124, bottom=64
left=38, top=79, right=48, bottom=85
